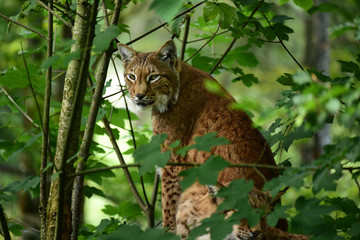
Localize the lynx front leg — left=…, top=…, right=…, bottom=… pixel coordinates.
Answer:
left=161, top=166, right=182, bottom=231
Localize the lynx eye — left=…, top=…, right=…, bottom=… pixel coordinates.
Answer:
left=126, top=73, right=136, bottom=82
left=148, top=74, right=160, bottom=82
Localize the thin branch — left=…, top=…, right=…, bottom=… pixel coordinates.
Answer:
left=65, top=162, right=292, bottom=178
left=0, top=86, right=40, bottom=128
left=0, top=204, right=11, bottom=240
left=261, top=10, right=305, bottom=72
left=37, top=0, right=73, bottom=28
left=187, top=30, right=230, bottom=43
left=0, top=13, right=48, bottom=40
left=40, top=1, right=53, bottom=239
left=70, top=1, right=122, bottom=239
left=150, top=174, right=160, bottom=207
left=123, top=0, right=207, bottom=46
left=186, top=21, right=221, bottom=63
left=20, top=42, right=43, bottom=130
left=210, top=0, right=264, bottom=74
left=102, top=116, right=147, bottom=211
left=180, top=15, right=191, bottom=60
left=67, top=163, right=140, bottom=178
left=345, top=168, right=360, bottom=198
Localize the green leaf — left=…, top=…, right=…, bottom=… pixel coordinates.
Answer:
left=0, top=192, right=15, bottom=202
left=177, top=133, right=229, bottom=156
left=216, top=179, right=253, bottom=212
left=312, top=167, right=341, bottom=194
left=93, top=25, right=123, bottom=52
left=188, top=214, right=233, bottom=240
left=294, top=0, right=313, bottom=10
left=102, top=201, right=142, bottom=220
left=276, top=73, right=294, bottom=86
left=8, top=222, right=23, bottom=236
left=85, top=160, right=116, bottom=185
left=282, top=125, right=312, bottom=151
left=235, top=52, right=259, bottom=67
left=232, top=73, right=259, bottom=87
left=271, top=15, right=294, bottom=23
left=338, top=60, right=360, bottom=79
left=203, top=2, right=220, bottom=22
left=133, top=134, right=171, bottom=175
left=179, top=155, right=229, bottom=189
left=150, top=0, right=183, bottom=22
left=203, top=2, right=238, bottom=28
left=266, top=205, right=289, bottom=227
left=273, top=23, right=293, bottom=41
left=83, top=186, right=106, bottom=198
left=41, top=55, right=61, bottom=69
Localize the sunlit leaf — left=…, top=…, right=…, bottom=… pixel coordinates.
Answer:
left=133, top=134, right=171, bottom=175
left=179, top=155, right=229, bottom=189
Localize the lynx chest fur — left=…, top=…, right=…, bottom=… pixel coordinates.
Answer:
left=118, top=40, right=279, bottom=235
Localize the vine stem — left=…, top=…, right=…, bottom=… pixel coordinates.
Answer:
left=0, top=13, right=48, bottom=40
left=210, top=0, right=264, bottom=74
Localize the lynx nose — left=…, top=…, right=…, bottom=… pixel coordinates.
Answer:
left=135, top=93, right=145, bottom=100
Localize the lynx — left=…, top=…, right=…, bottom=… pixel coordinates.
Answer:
left=117, top=40, right=287, bottom=239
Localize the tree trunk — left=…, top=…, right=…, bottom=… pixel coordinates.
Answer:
left=45, top=1, right=93, bottom=239
left=302, top=0, right=331, bottom=162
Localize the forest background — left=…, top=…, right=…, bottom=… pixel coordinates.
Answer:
left=0, top=0, right=359, bottom=239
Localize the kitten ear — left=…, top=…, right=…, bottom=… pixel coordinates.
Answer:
left=117, top=43, right=137, bottom=66
left=155, top=40, right=177, bottom=67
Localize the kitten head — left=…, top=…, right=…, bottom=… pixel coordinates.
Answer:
left=117, top=40, right=181, bottom=113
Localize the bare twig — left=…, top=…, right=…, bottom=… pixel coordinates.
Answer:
left=0, top=204, right=11, bottom=240
left=39, top=1, right=53, bottom=239
left=65, top=162, right=292, bottom=178
left=261, top=10, right=305, bottom=71
left=0, top=13, right=48, bottom=40
left=180, top=15, right=191, bottom=60
left=37, top=0, right=73, bottom=28
left=124, top=0, right=207, bottom=46
left=103, top=117, right=147, bottom=211
left=67, top=163, right=141, bottom=178
left=20, top=42, right=43, bottom=130
left=210, top=0, right=264, bottom=74
left=186, top=21, right=221, bottom=62
left=0, top=86, right=40, bottom=128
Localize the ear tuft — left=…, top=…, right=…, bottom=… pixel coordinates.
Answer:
left=155, top=40, right=177, bottom=66
left=117, top=43, right=137, bottom=66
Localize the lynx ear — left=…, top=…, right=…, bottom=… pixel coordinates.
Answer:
left=117, top=43, right=137, bottom=66
left=155, top=40, right=177, bottom=67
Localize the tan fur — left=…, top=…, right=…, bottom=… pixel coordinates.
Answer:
left=118, top=40, right=285, bottom=237
left=176, top=183, right=309, bottom=240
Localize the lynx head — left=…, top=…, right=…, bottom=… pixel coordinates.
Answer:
left=117, top=40, right=181, bottom=113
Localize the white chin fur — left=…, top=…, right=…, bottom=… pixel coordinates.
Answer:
left=153, top=94, right=170, bottom=113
